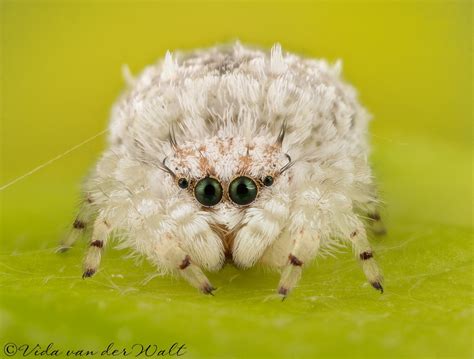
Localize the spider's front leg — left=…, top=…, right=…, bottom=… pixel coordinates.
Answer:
left=259, top=185, right=322, bottom=297
left=361, top=184, right=386, bottom=236
left=149, top=199, right=225, bottom=295
left=82, top=217, right=111, bottom=278
left=232, top=193, right=290, bottom=268
left=348, top=220, right=384, bottom=292
left=149, top=238, right=216, bottom=295
left=58, top=197, right=97, bottom=252
left=367, top=210, right=387, bottom=236
left=261, top=184, right=326, bottom=298
left=276, top=227, right=321, bottom=298
left=81, top=220, right=217, bottom=295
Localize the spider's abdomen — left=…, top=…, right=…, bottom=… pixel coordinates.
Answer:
left=108, top=42, right=370, bottom=170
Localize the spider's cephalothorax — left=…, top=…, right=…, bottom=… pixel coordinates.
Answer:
left=61, top=43, right=385, bottom=297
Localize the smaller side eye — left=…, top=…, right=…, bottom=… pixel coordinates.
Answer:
left=177, top=178, right=189, bottom=189
left=263, top=175, right=274, bottom=187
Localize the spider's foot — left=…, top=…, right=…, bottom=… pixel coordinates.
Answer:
left=277, top=286, right=289, bottom=301
left=82, top=268, right=96, bottom=279
left=371, top=281, right=384, bottom=293
left=179, top=257, right=216, bottom=296
left=200, top=282, right=216, bottom=296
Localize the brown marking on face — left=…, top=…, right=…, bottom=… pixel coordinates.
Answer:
left=217, top=140, right=226, bottom=155
left=263, top=143, right=279, bottom=156
left=199, top=155, right=211, bottom=174
left=195, top=145, right=216, bottom=175
left=350, top=230, right=358, bottom=238
left=262, top=144, right=282, bottom=170
left=174, top=147, right=196, bottom=172
left=175, top=147, right=195, bottom=157
left=237, top=155, right=252, bottom=173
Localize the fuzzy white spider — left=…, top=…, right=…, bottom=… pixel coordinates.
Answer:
left=60, top=43, right=385, bottom=297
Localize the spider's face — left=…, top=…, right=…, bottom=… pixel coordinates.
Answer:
left=163, top=135, right=292, bottom=229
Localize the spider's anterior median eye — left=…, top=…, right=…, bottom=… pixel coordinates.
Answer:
left=229, top=176, right=258, bottom=205
left=194, top=177, right=223, bottom=206
left=177, top=178, right=189, bottom=189
left=263, top=175, right=274, bottom=187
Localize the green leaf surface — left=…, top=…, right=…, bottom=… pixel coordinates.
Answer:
left=1, top=135, right=472, bottom=358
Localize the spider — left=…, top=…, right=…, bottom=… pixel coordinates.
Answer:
left=60, top=43, right=385, bottom=297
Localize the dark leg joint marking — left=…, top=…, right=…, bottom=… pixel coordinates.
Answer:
left=350, top=230, right=358, bottom=238
left=289, top=254, right=303, bottom=266
left=179, top=255, right=191, bottom=270
left=82, top=268, right=96, bottom=279
left=73, top=219, right=86, bottom=229
left=278, top=286, right=289, bottom=300
left=360, top=251, right=373, bottom=260
left=371, top=281, right=384, bottom=293
left=90, top=240, right=103, bottom=248
left=368, top=212, right=381, bottom=221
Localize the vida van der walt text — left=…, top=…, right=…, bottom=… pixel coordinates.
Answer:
left=3, top=342, right=187, bottom=357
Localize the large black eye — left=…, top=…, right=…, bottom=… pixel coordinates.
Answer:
left=194, top=177, right=223, bottom=206
left=229, top=176, right=258, bottom=205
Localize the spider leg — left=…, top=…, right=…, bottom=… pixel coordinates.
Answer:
left=276, top=228, right=320, bottom=299
left=58, top=198, right=96, bottom=252
left=367, top=210, right=386, bottom=236
left=82, top=218, right=110, bottom=278
left=232, top=194, right=289, bottom=268
left=362, top=185, right=386, bottom=236
left=178, top=255, right=216, bottom=295
left=152, top=242, right=216, bottom=295
left=349, top=223, right=384, bottom=292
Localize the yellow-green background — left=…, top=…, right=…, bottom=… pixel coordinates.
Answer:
left=0, top=1, right=472, bottom=358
